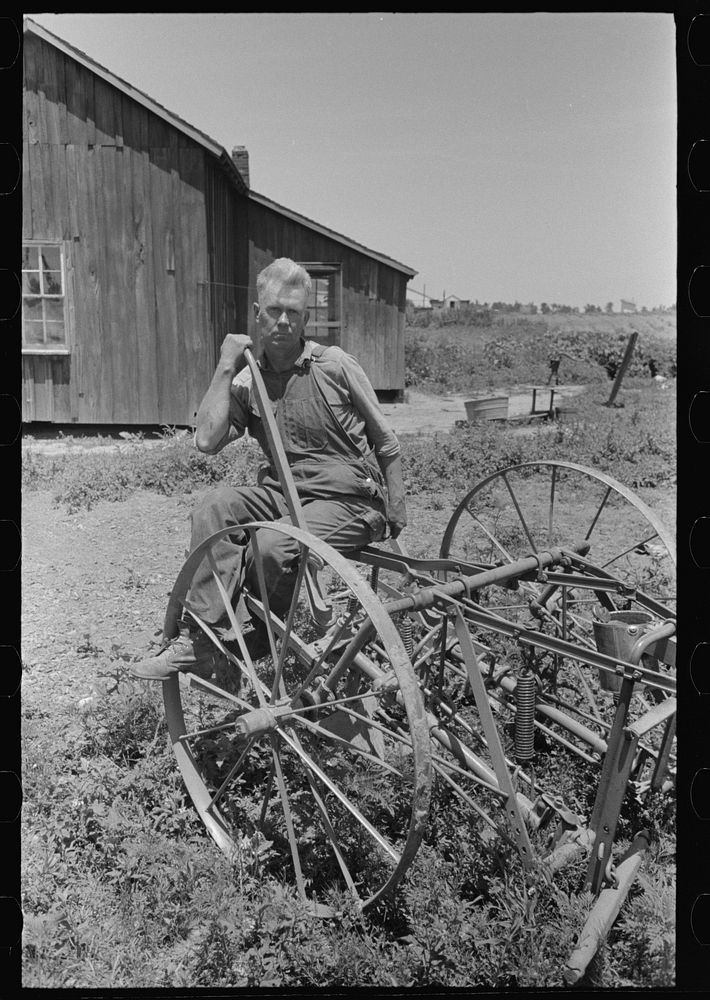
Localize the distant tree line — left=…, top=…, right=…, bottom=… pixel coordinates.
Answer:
left=407, top=298, right=676, bottom=321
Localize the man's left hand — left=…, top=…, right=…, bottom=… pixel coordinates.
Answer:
left=387, top=498, right=407, bottom=539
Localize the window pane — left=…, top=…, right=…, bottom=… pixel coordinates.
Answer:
left=45, top=321, right=66, bottom=345
left=22, top=245, right=39, bottom=270
left=22, top=272, right=41, bottom=294
left=303, top=265, right=340, bottom=340
left=23, top=297, right=42, bottom=318
left=23, top=320, right=45, bottom=345
left=41, top=246, right=62, bottom=271
left=43, top=271, right=63, bottom=295
left=44, top=299, right=64, bottom=323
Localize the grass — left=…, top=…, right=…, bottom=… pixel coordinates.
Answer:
left=22, top=664, right=675, bottom=988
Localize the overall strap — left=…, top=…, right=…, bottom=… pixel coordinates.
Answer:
left=307, top=345, right=384, bottom=484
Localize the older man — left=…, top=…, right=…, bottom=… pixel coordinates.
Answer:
left=132, top=258, right=406, bottom=680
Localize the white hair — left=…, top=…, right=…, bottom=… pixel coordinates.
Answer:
left=256, top=258, right=312, bottom=302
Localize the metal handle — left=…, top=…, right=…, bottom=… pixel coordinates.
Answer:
left=242, top=348, right=334, bottom=628
left=243, top=348, right=307, bottom=532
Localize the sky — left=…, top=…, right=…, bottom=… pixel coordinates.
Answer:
left=27, top=12, right=677, bottom=310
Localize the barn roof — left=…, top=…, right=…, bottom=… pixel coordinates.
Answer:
left=24, top=16, right=417, bottom=279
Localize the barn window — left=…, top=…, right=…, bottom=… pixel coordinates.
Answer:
left=301, top=263, right=342, bottom=346
left=22, top=243, right=68, bottom=352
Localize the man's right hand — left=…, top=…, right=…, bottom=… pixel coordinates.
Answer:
left=219, top=334, right=254, bottom=373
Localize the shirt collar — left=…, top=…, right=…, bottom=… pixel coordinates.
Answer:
left=258, top=338, right=314, bottom=373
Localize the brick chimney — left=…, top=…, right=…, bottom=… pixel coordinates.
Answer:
left=231, top=146, right=250, bottom=188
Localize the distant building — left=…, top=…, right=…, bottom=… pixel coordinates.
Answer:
left=620, top=299, right=637, bottom=313
left=430, top=294, right=470, bottom=310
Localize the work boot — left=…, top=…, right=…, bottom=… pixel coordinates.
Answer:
left=130, top=625, right=227, bottom=682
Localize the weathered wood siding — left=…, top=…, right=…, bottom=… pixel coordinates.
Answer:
left=247, top=199, right=406, bottom=393
left=205, top=161, right=250, bottom=358
left=22, top=31, right=219, bottom=424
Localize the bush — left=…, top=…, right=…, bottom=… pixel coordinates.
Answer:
left=23, top=432, right=263, bottom=512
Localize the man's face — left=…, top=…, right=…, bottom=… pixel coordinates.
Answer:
left=255, top=281, right=309, bottom=360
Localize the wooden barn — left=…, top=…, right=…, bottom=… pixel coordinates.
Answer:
left=22, top=17, right=415, bottom=426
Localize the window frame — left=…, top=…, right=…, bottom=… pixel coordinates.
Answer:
left=21, top=240, right=71, bottom=356
left=299, top=262, right=342, bottom=346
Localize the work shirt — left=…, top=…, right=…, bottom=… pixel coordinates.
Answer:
left=214, top=340, right=400, bottom=504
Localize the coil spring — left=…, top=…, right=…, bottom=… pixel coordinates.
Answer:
left=514, top=669, right=536, bottom=762
left=398, top=615, right=415, bottom=657
left=347, top=593, right=360, bottom=618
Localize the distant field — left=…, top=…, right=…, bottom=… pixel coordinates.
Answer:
left=404, top=311, right=676, bottom=395
left=407, top=310, right=676, bottom=346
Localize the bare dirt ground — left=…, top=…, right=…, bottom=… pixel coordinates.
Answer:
left=21, top=487, right=458, bottom=709
left=380, top=385, right=585, bottom=436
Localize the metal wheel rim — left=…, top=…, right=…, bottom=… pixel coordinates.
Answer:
left=162, top=520, right=432, bottom=912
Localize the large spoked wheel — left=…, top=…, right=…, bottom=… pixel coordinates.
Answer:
left=439, top=461, right=675, bottom=607
left=161, top=521, right=432, bottom=915
left=437, top=461, right=676, bottom=783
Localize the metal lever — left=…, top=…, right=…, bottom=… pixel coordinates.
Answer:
left=242, top=349, right=333, bottom=628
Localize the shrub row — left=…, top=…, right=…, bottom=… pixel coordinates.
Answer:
left=404, top=326, right=676, bottom=394
left=22, top=383, right=675, bottom=512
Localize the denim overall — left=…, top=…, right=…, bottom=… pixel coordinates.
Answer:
left=187, top=345, right=389, bottom=625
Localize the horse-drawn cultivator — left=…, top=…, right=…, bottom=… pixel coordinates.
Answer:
left=160, top=353, right=676, bottom=980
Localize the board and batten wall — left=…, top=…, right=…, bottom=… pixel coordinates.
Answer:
left=22, top=30, right=221, bottom=425
left=246, top=198, right=407, bottom=394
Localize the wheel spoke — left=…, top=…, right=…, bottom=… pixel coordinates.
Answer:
left=584, top=485, right=613, bottom=542
left=291, top=690, right=385, bottom=715
left=433, top=760, right=515, bottom=844
left=186, top=604, right=268, bottom=705
left=286, top=725, right=360, bottom=896
left=465, top=507, right=516, bottom=563
left=205, top=548, right=268, bottom=708
left=269, top=734, right=308, bottom=902
left=548, top=464, right=558, bottom=548
left=292, top=711, right=403, bottom=776
left=258, top=759, right=276, bottom=830
left=208, top=735, right=255, bottom=812
left=501, top=471, right=537, bottom=553
left=179, top=718, right=247, bottom=743
left=276, top=724, right=400, bottom=863
left=274, top=548, right=310, bottom=683
left=246, top=529, right=284, bottom=699
left=600, top=532, right=660, bottom=570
